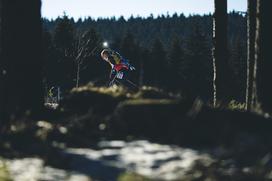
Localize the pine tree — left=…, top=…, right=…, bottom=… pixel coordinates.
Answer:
left=139, top=48, right=150, bottom=86
left=120, top=31, right=140, bottom=83
left=53, top=14, right=76, bottom=89
left=42, top=28, right=58, bottom=89
left=186, top=25, right=213, bottom=99
left=229, top=38, right=247, bottom=101
left=42, top=28, right=58, bottom=82
left=120, top=31, right=136, bottom=58
left=149, top=39, right=167, bottom=87
left=111, top=37, right=121, bottom=51
left=168, top=37, right=184, bottom=91
left=54, top=14, right=75, bottom=55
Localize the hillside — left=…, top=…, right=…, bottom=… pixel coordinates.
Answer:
left=43, top=11, right=246, bottom=49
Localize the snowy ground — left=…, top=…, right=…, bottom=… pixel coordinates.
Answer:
left=65, top=140, right=213, bottom=180
left=3, top=140, right=213, bottom=181
left=5, top=158, right=90, bottom=181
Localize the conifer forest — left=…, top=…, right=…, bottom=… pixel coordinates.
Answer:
left=1, top=0, right=272, bottom=180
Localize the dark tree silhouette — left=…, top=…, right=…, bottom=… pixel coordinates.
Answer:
left=120, top=31, right=137, bottom=58
left=168, top=37, right=184, bottom=91
left=42, top=27, right=59, bottom=88
left=0, top=1, right=1, bottom=53
left=246, top=0, right=257, bottom=111
left=229, top=38, right=247, bottom=101
left=149, top=39, right=167, bottom=87
left=53, top=14, right=75, bottom=89
left=0, top=0, right=3, bottom=122
left=139, top=48, right=149, bottom=86
left=186, top=25, right=212, bottom=99
left=255, top=0, right=272, bottom=113
left=0, top=0, right=43, bottom=122
left=54, top=14, right=75, bottom=54
left=213, top=0, right=233, bottom=106
left=120, top=31, right=140, bottom=83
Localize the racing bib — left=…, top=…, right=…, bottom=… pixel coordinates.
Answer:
left=116, top=72, right=124, bottom=79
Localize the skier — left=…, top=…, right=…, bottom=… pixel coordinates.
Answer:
left=100, top=49, right=137, bottom=90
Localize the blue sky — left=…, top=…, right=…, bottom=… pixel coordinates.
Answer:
left=41, top=0, right=247, bottom=20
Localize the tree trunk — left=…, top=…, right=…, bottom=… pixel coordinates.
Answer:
left=246, top=0, right=257, bottom=111
left=255, top=0, right=272, bottom=113
left=213, top=0, right=230, bottom=106
left=0, top=0, right=3, bottom=122
left=139, top=59, right=144, bottom=87
left=0, top=0, right=43, bottom=122
left=76, top=62, right=80, bottom=88
left=0, top=4, right=1, bottom=55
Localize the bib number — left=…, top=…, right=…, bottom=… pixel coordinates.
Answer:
left=116, top=72, right=124, bottom=79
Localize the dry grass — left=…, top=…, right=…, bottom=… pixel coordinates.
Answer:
left=0, top=159, right=11, bottom=181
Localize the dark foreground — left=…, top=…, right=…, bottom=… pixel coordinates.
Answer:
left=1, top=84, right=272, bottom=181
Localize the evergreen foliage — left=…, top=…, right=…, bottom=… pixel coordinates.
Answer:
left=42, top=12, right=247, bottom=101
